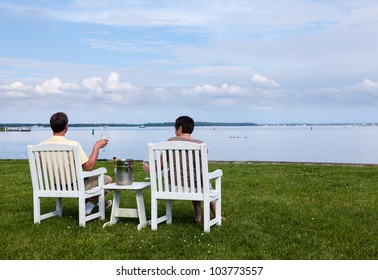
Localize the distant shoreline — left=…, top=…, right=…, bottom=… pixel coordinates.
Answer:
left=1, top=122, right=377, bottom=128
left=2, top=158, right=377, bottom=166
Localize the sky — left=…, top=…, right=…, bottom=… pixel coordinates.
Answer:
left=1, top=0, right=378, bottom=124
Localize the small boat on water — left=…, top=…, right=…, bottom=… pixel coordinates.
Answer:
left=139, top=125, right=146, bottom=128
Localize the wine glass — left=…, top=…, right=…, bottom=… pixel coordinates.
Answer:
left=142, top=159, right=149, bottom=180
left=101, top=132, right=107, bottom=154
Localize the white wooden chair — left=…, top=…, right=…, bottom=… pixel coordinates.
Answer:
left=148, top=141, right=222, bottom=232
left=27, top=143, right=106, bottom=227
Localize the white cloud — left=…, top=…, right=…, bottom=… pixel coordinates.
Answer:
left=192, top=83, right=243, bottom=96
left=220, top=83, right=241, bottom=94
left=34, top=77, right=80, bottom=95
left=82, top=77, right=103, bottom=93
left=35, top=78, right=61, bottom=95
left=194, top=84, right=218, bottom=94
left=358, top=79, right=378, bottom=90
left=0, top=81, right=32, bottom=91
left=252, top=74, right=280, bottom=88
left=105, top=72, right=142, bottom=92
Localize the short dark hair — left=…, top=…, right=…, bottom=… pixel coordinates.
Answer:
left=175, top=116, right=195, bottom=134
left=50, top=112, right=68, bottom=133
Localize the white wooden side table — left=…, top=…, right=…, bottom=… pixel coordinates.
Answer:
left=102, top=182, right=151, bottom=230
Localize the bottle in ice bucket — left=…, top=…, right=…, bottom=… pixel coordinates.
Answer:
left=114, top=158, right=134, bottom=186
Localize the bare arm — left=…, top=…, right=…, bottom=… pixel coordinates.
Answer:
left=82, top=139, right=108, bottom=171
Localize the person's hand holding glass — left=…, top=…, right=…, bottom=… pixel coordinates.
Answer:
left=96, top=131, right=108, bottom=158
left=100, top=132, right=107, bottom=153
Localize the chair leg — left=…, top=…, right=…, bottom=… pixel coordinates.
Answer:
left=204, top=201, right=210, bottom=233
left=78, top=197, right=86, bottom=227
left=151, top=198, right=158, bottom=230
left=216, top=197, right=222, bottom=226
left=33, top=195, right=41, bottom=224
left=98, top=192, right=105, bottom=220
left=166, top=200, right=172, bottom=224
left=56, top=197, right=62, bottom=217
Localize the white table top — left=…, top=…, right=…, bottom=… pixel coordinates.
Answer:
left=103, top=181, right=150, bottom=190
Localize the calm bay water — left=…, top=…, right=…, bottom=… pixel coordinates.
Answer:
left=1, top=125, right=378, bottom=164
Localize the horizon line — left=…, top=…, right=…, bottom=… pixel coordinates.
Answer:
left=1, top=121, right=377, bottom=127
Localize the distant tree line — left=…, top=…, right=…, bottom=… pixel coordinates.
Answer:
left=143, top=122, right=258, bottom=127
left=2, top=122, right=376, bottom=128
left=1, top=122, right=258, bottom=127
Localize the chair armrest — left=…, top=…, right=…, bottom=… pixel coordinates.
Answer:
left=82, top=167, right=107, bottom=179
left=208, top=169, right=223, bottom=180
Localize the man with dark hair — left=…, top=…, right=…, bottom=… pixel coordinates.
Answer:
left=41, top=112, right=112, bottom=215
left=49, top=112, right=69, bottom=133
left=174, top=115, right=195, bottom=134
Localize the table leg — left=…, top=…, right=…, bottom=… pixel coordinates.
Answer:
left=135, top=190, right=150, bottom=230
left=103, top=190, right=121, bottom=228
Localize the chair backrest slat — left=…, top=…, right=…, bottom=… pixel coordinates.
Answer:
left=168, top=149, right=175, bottom=191
left=62, top=150, right=71, bottom=189
left=161, top=150, right=169, bottom=192
left=194, top=149, right=202, bottom=192
left=56, top=151, right=66, bottom=189
left=42, top=151, right=53, bottom=190
left=68, top=149, right=79, bottom=191
left=34, top=151, right=45, bottom=191
left=51, top=151, right=61, bottom=190
left=181, top=150, right=188, bottom=192
left=174, top=149, right=182, bottom=191
left=188, top=150, right=196, bottom=193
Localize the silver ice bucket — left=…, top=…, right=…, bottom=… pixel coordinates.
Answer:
left=114, top=158, right=134, bottom=186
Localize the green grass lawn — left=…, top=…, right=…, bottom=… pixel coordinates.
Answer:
left=0, top=160, right=377, bottom=260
